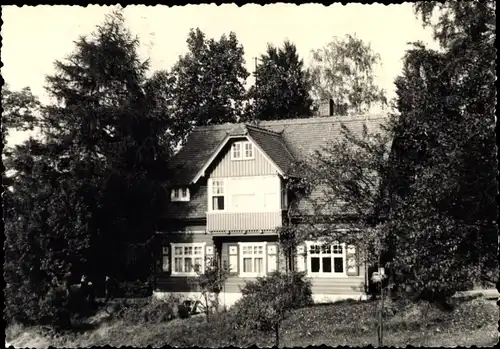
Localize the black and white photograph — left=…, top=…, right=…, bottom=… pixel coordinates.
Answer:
left=2, top=2, right=497, bottom=347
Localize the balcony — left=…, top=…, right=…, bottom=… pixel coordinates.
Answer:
left=207, top=210, right=283, bottom=233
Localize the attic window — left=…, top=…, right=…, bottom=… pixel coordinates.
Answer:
left=171, top=188, right=190, bottom=202
left=231, top=141, right=254, bottom=160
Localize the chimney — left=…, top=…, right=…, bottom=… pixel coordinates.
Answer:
left=317, top=99, right=334, bottom=117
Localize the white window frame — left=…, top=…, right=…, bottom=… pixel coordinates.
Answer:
left=231, top=141, right=254, bottom=161
left=207, top=176, right=281, bottom=213
left=171, top=188, right=190, bottom=202
left=305, top=241, right=347, bottom=278
left=171, top=242, right=206, bottom=276
left=209, top=179, right=226, bottom=211
left=238, top=242, right=267, bottom=277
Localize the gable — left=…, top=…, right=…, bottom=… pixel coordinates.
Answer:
left=165, top=115, right=389, bottom=187
left=209, top=137, right=280, bottom=178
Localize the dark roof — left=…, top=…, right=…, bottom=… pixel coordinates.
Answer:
left=163, top=115, right=389, bottom=219
left=166, top=114, right=388, bottom=186
left=245, top=124, right=295, bottom=174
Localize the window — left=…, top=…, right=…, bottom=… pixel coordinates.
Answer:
left=231, top=141, right=254, bottom=160
left=232, top=193, right=257, bottom=211
left=263, top=192, right=278, bottom=210
left=307, top=242, right=346, bottom=276
left=239, top=242, right=267, bottom=277
left=171, top=188, right=190, bottom=202
left=231, top=142, right=241, bottom=159
left=171, top=243, right=206, bottom=276
left=209, top=176, right=280, bottom=213
left=211, top=180, right=225, bottom=210
left=244, top=142, right=253, bottom=158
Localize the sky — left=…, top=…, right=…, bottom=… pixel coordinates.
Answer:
left=1, top=4, right=438, bottom=145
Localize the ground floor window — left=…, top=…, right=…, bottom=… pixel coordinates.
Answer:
left=171, top=243, right=206, bottom=276
left=238, top=242, right=269, bottom=277
left=306, top=241, right=346, bottom=276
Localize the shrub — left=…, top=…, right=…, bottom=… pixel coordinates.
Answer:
left=235, top=271, right=313, bottom=346
left=191, top=258, right=231, bottom=321
left=4, top=281, right=42, bottom=326
left=240, top=271, right=313, bottom=309
left=105, top=294, right=190, bottom=324
left=116, top=279, right=152, bottom=298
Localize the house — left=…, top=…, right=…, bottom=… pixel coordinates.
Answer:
left=153, top=107, right=387, bottom=307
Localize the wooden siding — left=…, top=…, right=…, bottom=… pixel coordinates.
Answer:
left=211, top=142, right=277, bottom=178
left=207, top=211, right=282, bottom=232
left=310, top=267, right=366, bottom=294
left=157, top=231, right=213, bottom=245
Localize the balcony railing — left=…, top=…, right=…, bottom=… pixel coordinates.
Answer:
left=207, top=210, right=282, bottom=232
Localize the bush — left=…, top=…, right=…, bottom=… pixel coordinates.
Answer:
left=4, top=282, right=41, bottom=326
left=235, top=271, right=313, bottom=346
left=105, top=294, right=190, bottom=324
left=4, top=280, right=74, bottom=330
left=116, top=279, right=152, bottom=298
left=240, top=271, right=313, bottom=309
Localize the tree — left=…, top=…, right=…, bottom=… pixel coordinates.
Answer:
left=1, top=85, right=41, bottom=141
left=245, top=41, right=313, bottom=121
left=309, top=34, right=387, bottom=115
left=170, top=28, right=249, bottom=127
left=387, top=0, right=497, bottom=299
left=280, top=120, right=393, bottom=281
left=4, top=9, right=178, bottom=326
left=192, top=258, right=231, bottom=322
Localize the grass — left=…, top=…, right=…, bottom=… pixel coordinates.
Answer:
left=5, top=296, right=498, bottom=348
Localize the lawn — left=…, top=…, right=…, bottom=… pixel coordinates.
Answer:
left=5, top=296, right=498, bottom=348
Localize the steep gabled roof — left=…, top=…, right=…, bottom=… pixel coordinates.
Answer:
left=245, top=124, right=295, bottom=175
left=189, top=123, right=294, bottom=184
left=166, top=115, right=388, bottom=186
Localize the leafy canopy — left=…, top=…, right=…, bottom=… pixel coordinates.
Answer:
left=246, top=40, right=313, bottom=121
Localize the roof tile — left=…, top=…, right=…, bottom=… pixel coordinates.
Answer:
left=164, top=114, right=388, bottom=218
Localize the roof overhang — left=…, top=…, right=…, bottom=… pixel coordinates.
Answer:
left=190, top=133, right=285, bottom=184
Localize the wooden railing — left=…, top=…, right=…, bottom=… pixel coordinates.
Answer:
left=207, top=210, right=282, bottom=232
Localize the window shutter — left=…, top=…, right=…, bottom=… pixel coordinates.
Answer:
left=346, top=244, right=359, bottom=276
left=206, top=245, right=214, bottom=268
left=228, top=245, right=238, bottom=275
left=162, top=246, right=170, bottom=273
left=296, top=245, right=306, bottom=272
left=267, top=244, right=277, bottom=273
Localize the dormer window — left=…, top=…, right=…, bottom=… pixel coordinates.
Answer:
left=171, top=188, right=190, bottom=202
left=231, top=141, right=254, bottom=160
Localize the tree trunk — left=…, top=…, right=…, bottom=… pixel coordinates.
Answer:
left=274, top=323, right=280, bottom=347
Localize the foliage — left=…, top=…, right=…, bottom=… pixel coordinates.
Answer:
left=170, top=28, right=249, bottom=127
left=115, top=280, right=152, bottom=298
left=1, top=84, right=41, bottom=141
left=104, top=296, right=184, bottom=324
left=3, top=9, right=177, bottom=327
left=245, top=40, right=313, bottom=121
left=8, top=297, right=497, bottom=347
left=385, top=0, right=497, bottom=300
left=309, top=34, right=387, bottom=115
left=287, top=0, right=497, bottom=304
left=283, top=121, right=392, bottom=266
left=234, top=271, right=313, bottom=346
left=192, top=257, right=231, bottom=321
